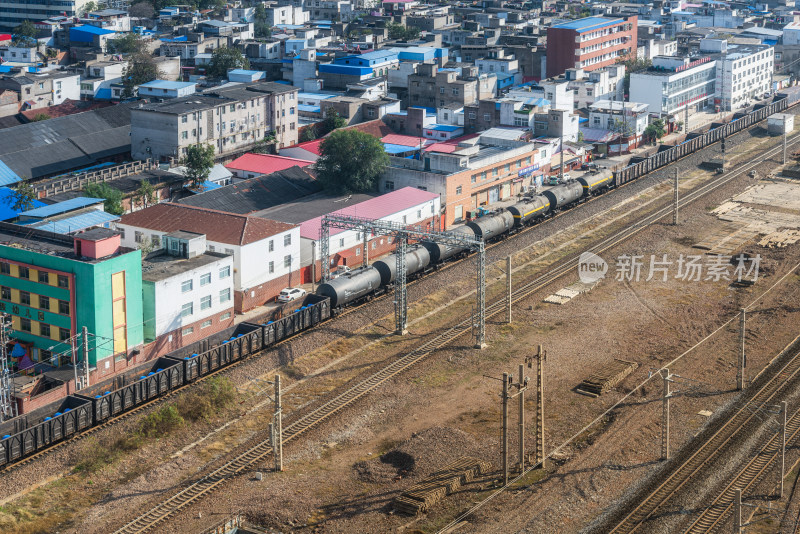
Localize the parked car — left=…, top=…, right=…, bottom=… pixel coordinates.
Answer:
left=278, top=287, right=307, bottom=302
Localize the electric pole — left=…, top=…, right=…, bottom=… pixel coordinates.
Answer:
left=82, top=326, right=90, bottom=389
left=738, top=308, right=746, bottom=391
left=780, top=401, right=787, bottom=499
left=734, top=488, right=742, bottom=534
left=534, top=345, right=546, bottom=468
left=311, top=241, right=316, bottom=291
left=517, top=364, right=527, bottom=472
left=673, top=167, right=679, bottom=226
left=502, top=371, right=509, bottom=485
left=684, top=104, right=689, bottom=135
left=662, top=370, right=674, bottom=460
left=273, top=375, right=283, bottom=472
left=0, top=313, right=14, bottom=420
left=70, top=333, right=79, bottom=391
left=506, top=255, right=512, bottom=324
left=783, top=119, right=788, bottom=165
left=559, top=133, right=564, bottom=182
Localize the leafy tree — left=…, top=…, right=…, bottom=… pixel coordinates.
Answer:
left=81, top=1, right=97, bottom=16
left=129, top=1, right=155, bottom=18
left=386, top=22, right=419, bottom=40
left=31, top=112, right=51, bottom=121
left=12, top=20, right=36, bottom=47
left=205, top=46, right=250, bottom=78
left=110, top=33, right=147, bottom=54
left=253, top=4, right=271, bottom=38
left=316, top=129, right=389, bottom=193
left=617, top=55, right=652, bottom=94
left=133, top=179, right=157, bottom=209
left=320, top=107, right=346, bottom=135
left=84, top=182, right=125, bottom=215
left=300, top=127, right=317, bottom=142
left=122, top=53, right=162, bottom=97
left=577, top=130, right=584, bottom=143
left=643, top=118, right=666, bottom=144
left=181, top=144, right=215, bottom=186
left=6, top=180, right=37, bottom=212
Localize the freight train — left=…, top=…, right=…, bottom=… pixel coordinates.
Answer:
left=0, top=95, right=789, bottom=468
left=0, top=295, right=331, bottom=466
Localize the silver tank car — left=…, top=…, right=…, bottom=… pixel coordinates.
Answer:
left=466, top=211, right=514, bottom=240
left=507, top=195, right=551, bottom=227
left=316, top=267, right=382, bottom=307
left=577, top=170, right=613, bottom=195
left=421, top=225, right=475, bottom=263
left=542, top=181, right=584, bottom=210
left=372, top=245, right=432, bottom=286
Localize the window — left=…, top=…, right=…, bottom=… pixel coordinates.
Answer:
left=181, top=303, right=193, bottom=317
left=284, top=255, right=292, bottom=268
left=452, top=88, right=459, bottom=95
left=181, top=280, right=193, bottom=293
left=230, top=104, right=235, bottom=112
left=152, top=235, right=160, bottom=248
left=468, top=112, right=477, bottom=119
left=38, top=271, right=49, bottom=283
left=181, top=131, right=188, bottom=140
left=182, top=327, right=194, bottom=335
left=58, top=275, right=68, bottom=288
left=58, top=300, right=69, bottom=315
left=268, top=261, right=274, bottom=273
left=456, top=185, right=462, bottom=194
left=219, top=266, right=230, bottom=279
left=19, top=291, right=30, bottom=305
left=220, top=288, right=231, bottom=303
left=39, top=295, right=49, bottom=309
left=417, top=210, right=422, bottom=219
left=200, top=295, right=212, bottom=310
left=0, top=287, right=8, bottom=300
left=40, top=323, right=50, bottom=338
left=385, top=180, right=395, bottom=191
left=0, top=263, right=8, bottom=275
left=220, top=312, right=232, bottom=320
left=182, top=115, right=188, bottom=123
left=18, top=267, right=29, bottom=279
left=484, top=113, right=491, bottom=121
left=225, top=248, right=234, bottom=255
left=471, top=174, right=477, bottom=183
left=135, top=231, right=144, bottom=243
left=493, top=168, right=498, bottom=177
left=201, top=319, right=212, bottom=329
left=20, top=318, right=31, bottom=332
left=59, top=328, right=70, bottom=341
left=439, top=87, right=445, bottom=94
left=200, top=273, right=212, bottom=286
left=339, top=238, right=344, bottom=248
left=284, top=234, right=291, bottom=246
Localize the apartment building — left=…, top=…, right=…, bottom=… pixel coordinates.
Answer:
left=408, top=64, right=497, bottom=109
left=80, top=59, right=127, bottom=100
left=565, top=65, right=625, bottom=109
left=629, top=55, right=716, bottom=115
left=0, top=70, right=80, bottom=111
left=0, top=0, right=93, bottom=30
left=587, top=100, right=649, bottom=149
left=130, top=81, right=300, bottom=162
left=546, top=16, right=637, bottom=78
left=709, top=40, right=774, bottom=111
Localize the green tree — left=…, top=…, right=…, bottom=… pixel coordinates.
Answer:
left=181, top=144, right=215, bottom=186
left=316, top=129, right=389, bottom=193
left=386, top=22, right=419, bottom=40
left=31, top=112, right=50, bottom=121
left=6, top=180, right=37, bottom=212
left=577, top=130, right=584, bottom=143
left=81, top=1, right=97, bottom=16
left=205, top=46, right=250, bottom=78
left=132, top=179, right=157, bottom=209
left=643, top=118, right=667, bottom=144
left=84, top=182, right=125, bottom=215
left=320, top=107, right=346, bottom=135
left=129, top=1, right=155, bottom=18
left=12, top=20, right=36, bottom=46
left=122, top=53, right=162, bottom=97
left=253, top=4, right=271, bottom=38
left=110, top=33, right=147, bottom=55
left=300, top=127, right=317, bottom=142
left=617, top=55, right=652, bottom=94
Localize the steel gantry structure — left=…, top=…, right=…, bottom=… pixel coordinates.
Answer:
left=320, top=214, right=487, bottom=347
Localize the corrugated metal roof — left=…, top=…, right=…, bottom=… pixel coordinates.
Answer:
left=20, top=196, right=103, bottom=218
left=383, top=143, right=417, bottom=154
left=0, top=160, right=21, bottom=186
left=299, top=187, right=440, bottom=240
left=29, top=210, right=119, bottom=234
left=0, top=187, right=45, bottom=221
left=298, top=104, right=320, bottom=113
left=227, top=153, right=313, bottom=175
left=380, top=134, right=432, bottom=147
left=551, top=17, right=622, bottom=33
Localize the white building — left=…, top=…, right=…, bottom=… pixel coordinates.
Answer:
left=784, top=21, right=800, bottom=46
left=138, top=80, right=197, bottom=99
left=565, top=65, right=625, bottom=109
left=117, top=203, right=302, bottom=312
left=141, top=231, right=235, bottom=348
left=706, top=39, right=774, bottom=111
left=629, top=55, right=717, bottom=115
left=538, top=78, right=574, bottom=111
left=0, top=45, right=37, bottom=64
left=587, top=99, right=649, bottom=148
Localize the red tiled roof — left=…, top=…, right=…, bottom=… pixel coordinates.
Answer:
left=380, top=134, right=433, bottom=147
left=299, top=187, right=439, bottom=239
left=19, top=99, right=114, bottom=120
left=119, top=203, right=296, bottom=245
left=424, top=133, right=480, bottom=153
left=338, top=119, right=395, bottom=139
left=227, top=153, right=313, bottom=174
left=289, top=138, right=324, bottom=155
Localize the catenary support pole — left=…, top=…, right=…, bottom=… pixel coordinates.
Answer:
left=781, top=401, right=787, bottom=499
left=784, top=119, right=788, bottom=165
left=673, top=167, right=679, bottom=226
left=734, top=488, right=742, bottom=534
left=274, top=375, right=283, bottom=472
left=662, top=370, right=671, bottom=460
left=536, top=345, right=546, bottom=468
left=502, top=372, right=509, bottom=486
left=71, top=334, right=79, bottom=392
left=363, top=230, right=369, bottom=268
left=311, top=242, right=316, bottom=292
left=738, top=308, right=746, bottom=390
left=506, top=255, right=512, bottom=324
left=518, top=364, right=525, bottom=473
left=82, top=326, right=89, bottom=388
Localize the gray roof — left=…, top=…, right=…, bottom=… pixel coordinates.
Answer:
left=133, top=81, right=298, bottom=115
left=142, top=250, right=229, bottom=282
left=254, top=190, right=377, bottom=224
left=177, top=166, right=319, bottom=214
left=0, top=103, right=133, bottom=179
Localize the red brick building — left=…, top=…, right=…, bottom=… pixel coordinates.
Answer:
left=546, top=16, right=637, bottom=79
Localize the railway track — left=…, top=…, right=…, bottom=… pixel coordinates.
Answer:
left=684, top=405, right=800, bottom=534
left=113, top=107, right=795, bottom=534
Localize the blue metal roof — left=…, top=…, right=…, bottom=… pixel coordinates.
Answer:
left=383, top=143, right=416, bottom=154
left=0, top=187, right=45, bottom=221
left=0, top=160, right=21, bottom=187
left=159, top=35, right=188, bottom=42
left=551, top=17, right=622, bottom=33
left=319, top=64, right=373, bottom=76
left=29, top=210, right=119, bottom=234
left=20, top=197, right=104, bottom=218
left=298, top=104, right=321, bottom=113
left=429, top=124, right=461, bottom=132
left=298, top=92, right=336, bottom=100
left=70, top=25, right=116, bottom=42
left=0, top=66, right=11, bottom=73
left=95, top=88, right=112, bottom=99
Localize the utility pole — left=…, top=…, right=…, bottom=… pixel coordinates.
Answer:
left=82, top=326, right=89, bottom=389
left=273, top=374, right=283, bottom=472
left=684, top=104, right=689, bottom=135
left=780, top=401, right=787, bottom=499
left=734, top=489, right=743, bottom=534
left=517, top=364, right=527, bottom=473
left=506, top=255, right=512, bottom=324
left=311, top=241, right=316, bottom=292
left=783, top=119, right=788, bottom=165
left=534, top=345, right=546, bottom=468
left=662, top=370, right=674, bottom=460
left=673, top=167, right=679, bottom=226
left=362, top=231, right=369, bottom=268
left=559, top=133, right=564, bottom=182
left=70, top=333, right=79, bottom=391
left=0, top=313, right=14, bottom=421
left=738, top=308, right=746, bottom=391
left=502, top=371, right=509, bottom=485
